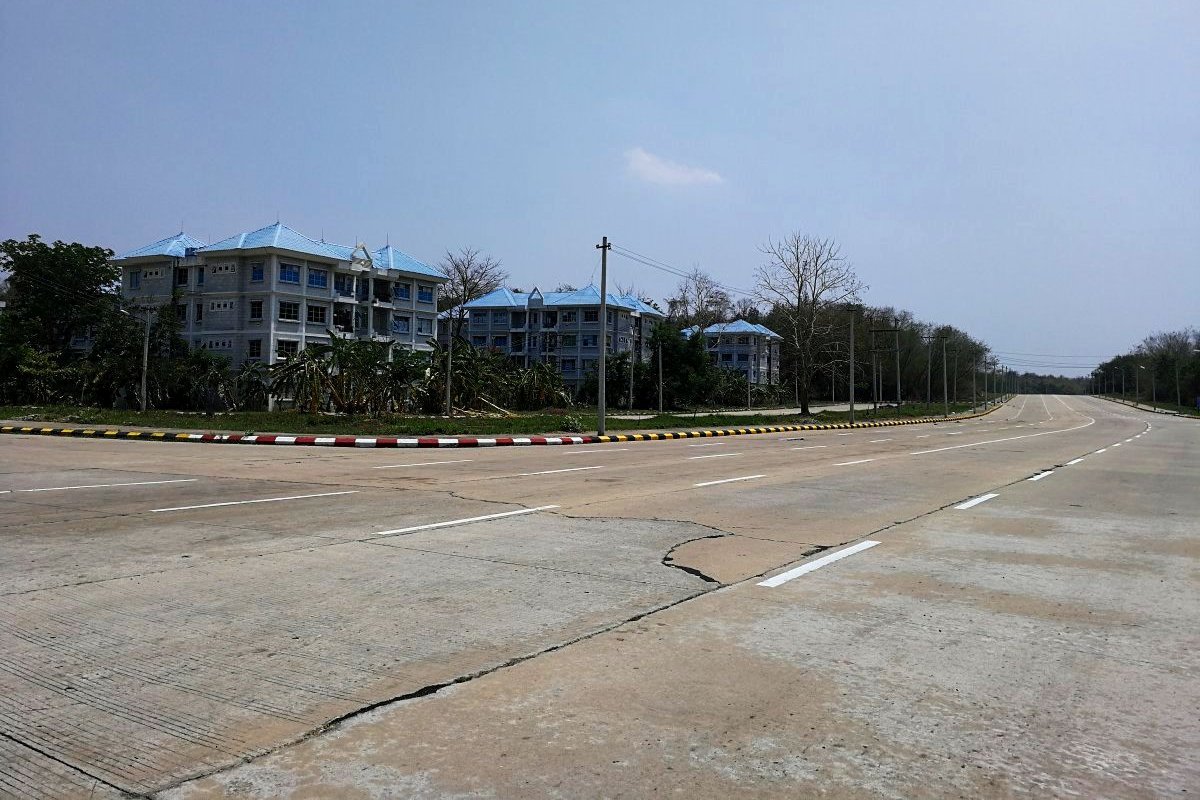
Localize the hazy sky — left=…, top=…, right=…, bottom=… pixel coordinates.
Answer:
left=2, top=1, right=1196, bottom=375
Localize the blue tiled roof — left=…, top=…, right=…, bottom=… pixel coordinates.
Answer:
left=115, top=232, right=206, bottom=260
left=200, top=222, right=346, bottom=261
left=682, top=319, right=782, bottom=339
left=372, top=245, right=445, bottom=279
left=464, top=284, right=665, bottom=316
left=197, top=223, right=444, bottom=280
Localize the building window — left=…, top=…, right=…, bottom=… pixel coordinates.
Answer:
left=584, top=309, right=599, bottom=322
left=195, top=302, right=204, bottom=322
left=129, top=271, right=141, bottom=290
left=738, top=336, right=750, bottom=345
left=581, top=335, right=597, bottom=348
left=210, top=262, right=236, bottom=274
left=174, top=266, right=189, bottom=287
left=492, top=336, right=507, bottom=349
left=279, top=301, right=300, bottom=321
left=561, top=358, right=576, bottom=373
left=562, top=334, right=577, bottom=347
left=334, top=273, right=354, bottom=296
left=491, top=311, right=507, bottom=324
left=562, top=310, right=577, bottom=324
left=279, top=263, right=301, bottom=284
left=395, top=282, right=411, bottom=300
left=417, top=284, right=434, bottom=303
left=391, top=314, right=411, bottom=334
left=737, top=353, right=749, bottom=362
left=722, top=352, right=733, bottom=362
left=307, top=268, right=328, bottom=289
left=530, top=312, right=539, bottom=324
left=249, top=300, right=263, bottom=320
left=174, top=303, right=187, bottom=322
left=416, top=317, right=433, bottom=335
left=247, top=339, right=262, bottom=359
left=472, top=335, right=487, bottom=347
left=276, top=339, right=299, bottom=358
left=582, top=358, right=596, bottom=372
left=249, top=262, right=264, bottom=282
left=306, top=304, right=327, bottom=324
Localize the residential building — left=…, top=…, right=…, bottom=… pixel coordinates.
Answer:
left=113, top=223, right=446, bottom=368
left=457, top=286, right=665, bottom=391
left=683, top=319, right=782, bottom=385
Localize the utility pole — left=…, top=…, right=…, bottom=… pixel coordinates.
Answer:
left=140, top=308, right=151, bottom=412
left=445, top=337, right=454, bottom=417
left=942, top=338, right=949, bottom=417
left=925, top=336, right=933, bottom=413
left=629, top=348, right=635, bottom=411
left=972, top=355, right=977, bottom=410
left=595, top=236, right=611, bottom=435
left=870, top=322, right=902, bottom=410
left=657, top=340, right=663, bottom=414
left=848, top=314, right=856, bottom=424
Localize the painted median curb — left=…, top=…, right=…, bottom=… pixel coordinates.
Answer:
left=0, top=405, right=1002, bottom=448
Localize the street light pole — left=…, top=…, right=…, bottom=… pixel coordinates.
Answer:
left=848, top=314, right=856, bottom=425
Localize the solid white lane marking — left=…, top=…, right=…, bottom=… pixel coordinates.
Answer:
left=758, top=541, right=881, bottom=587
left=152, top=490, right=357, bottom=513
left=1028, top=471, right=1054, bottom=481
left=513, top=466, right=603, bottom=477
left=1066, top=458, right=1085, bottom=466
left=693, top=475, right=765, bottom=488
left=372, top=505, right=560, bottom=536
left=834, top=458, right=875, bottom=466
left=910, top=416, right=1096, bottom=455
left=687, top=442, right=726, bottom=447
left=11, top=478, right=198, bottom=493
left=790, top=445, right=828, bottom=450
left=565, top=448, right=629, bottom=455
left=372, top=459, right=473, bottom=469
left=869, top=438, right=892, bottom=443
left=955, top=493, right=999, bottom=510
left=689, top=453, right=741, bottom=459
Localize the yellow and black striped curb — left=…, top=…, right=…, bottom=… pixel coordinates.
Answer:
left=0, top=404, right=1003, bottom=448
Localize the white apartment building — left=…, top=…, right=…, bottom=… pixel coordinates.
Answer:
left=114, top=223, right=446, bottom=368
left=457, top=286, right=666, bottom=391
left=683, top=320, right=782, bottom=385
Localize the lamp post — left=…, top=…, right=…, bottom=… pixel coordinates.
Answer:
left=1137, top=364, right=1145, bottom=410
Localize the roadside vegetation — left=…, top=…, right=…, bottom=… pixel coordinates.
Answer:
left=1091, top=328, right=1200, bottom=416
left=3, top=232, right=1019, bottom=436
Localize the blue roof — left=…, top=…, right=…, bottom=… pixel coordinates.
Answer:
left=200, top=222, right=346, bottom=261
left=115, top=232, right=206, bottom=260
left=180, top=222, right=445, bottom=280
left=464, top=285, right=664, bottom=316
left=683, top=319, right=782, bottom=339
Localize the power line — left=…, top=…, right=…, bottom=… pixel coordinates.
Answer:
left=609, top=244, right=757, bottom=298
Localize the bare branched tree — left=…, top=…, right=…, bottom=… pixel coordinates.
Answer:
left=756, top=233, right=866, bottom=414
left=554, top=283, right=578, bottom=292
left=615, top=281, right=657, bottom=306
left=438, top=247, right=508, bottom=340
left=733, top=297, right=762, bottom=322
left=666, top=267, right=733, bottom=329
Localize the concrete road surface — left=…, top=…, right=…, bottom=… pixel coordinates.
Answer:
left=0, top=396, right=1195, bottom=798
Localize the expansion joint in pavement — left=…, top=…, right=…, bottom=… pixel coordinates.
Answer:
left=0, top=729, right=141, bottom=799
